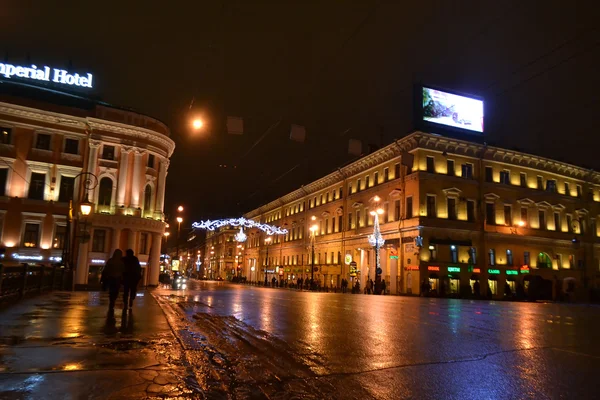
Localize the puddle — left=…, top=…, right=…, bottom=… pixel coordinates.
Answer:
left=99, top=339, right=149, bottom=351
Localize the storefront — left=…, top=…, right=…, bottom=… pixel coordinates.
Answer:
left=488, top=269, right=500, bottom=296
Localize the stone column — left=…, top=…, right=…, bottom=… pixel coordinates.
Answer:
left=75, top=240, right=90, bottom=285
left=117, top=146, right=132, bottom=207
left=130, top=150, right=144, bottom=208
left=127, top=230, right=138, bottom=253
left=111, top=228, right=122, bottom=254
left=155, top=158, right=169, bottom=217
left=148, top=232, right=162, bottom=286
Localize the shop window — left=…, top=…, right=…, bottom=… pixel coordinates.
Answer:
left=427, top=195, right=436, bottom=217
left=505, top=280, right=516, bottom=296
left=450, top=245, right=458, bottom=263
left=35, top=133, right=51, bottom=150
left=64, top=138, right=79, bottom=155
left=506, top=249, right=513, bottom=266
left=449, top=278, right=460, bottom=294
left=58, top=176, right=75, bottom=203
left=447, top=160, right=455, bottom=176
left=520, top=172, right=527, bottom=187
left=28, top=172, right=46, bottom=200
left=53, top=225, right=66, bottom=249
left=488, top=249, right=495, bottom=266
left=0, top=127, right=12, bottom=144
left=488, top=279, right=498, bottom=296
left=23, top=223, right=40, bottom=247
left=461, top=163, right=473, bottom=179
left=448, top=198, right=457, bottom=220
left=537, top=252, right=552, bottom=268
left=92, top=229, right=106, bottom=252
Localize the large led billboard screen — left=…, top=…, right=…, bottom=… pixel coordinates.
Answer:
left=422, top=86, right=484, bottom=133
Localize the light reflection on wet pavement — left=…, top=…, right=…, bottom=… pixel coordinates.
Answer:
left=156, top=280, right=600, bottom=399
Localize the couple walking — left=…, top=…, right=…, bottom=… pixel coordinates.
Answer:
left=101, top=249, right=142, bottom=316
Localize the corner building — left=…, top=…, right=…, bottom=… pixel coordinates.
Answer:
left=0, top=85, right=174, bottom=286
left=242, top=131, right=600, bottom=300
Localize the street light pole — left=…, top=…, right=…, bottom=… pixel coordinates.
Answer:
left=309, top=218, right=318, bottom=291
left=368, top=196, right=385, bottom=293
left=264, top=237, right=272, bottom=286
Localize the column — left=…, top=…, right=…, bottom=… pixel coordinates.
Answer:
left=130, top=150, right=144, bottom=208
left=116, top=146, right=132, bottom=206
left=390, top=250, right=398, bottom=294
left=75, top=240, right=90, bottom=285
left=148, top=232, right=162, bottom=286
left=111, top=228, right=122, bottom=254
left=127, top=230, right=138, bottom=253
left=155, top=158, right=169, bottom=217
left=86, top=140, right=101, bottom=201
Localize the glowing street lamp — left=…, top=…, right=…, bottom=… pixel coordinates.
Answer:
left=309, top=223, right=318, bottom=289
left=368, top=197, right=385, bottom=288
left=176, top=217, right=183, bottom=263
left=192, top=119, right=204, bottom=130
left=177, top=205, right=184, bottom=212
left=264, top=236, right=272, bottom=286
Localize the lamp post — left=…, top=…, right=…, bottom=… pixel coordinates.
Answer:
left=264, top=236, right=272, bottom=286
left=176, top=216, right=183, bottom=260
left=368, top=196, right=385, bottom=289
left=309, top=220, right=318, bottom=290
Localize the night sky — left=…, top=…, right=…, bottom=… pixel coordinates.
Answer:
left=3, top=1, right=599, bottom=225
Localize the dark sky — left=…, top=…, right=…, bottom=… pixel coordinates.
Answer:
left=3, top=1, right=599, bottom=224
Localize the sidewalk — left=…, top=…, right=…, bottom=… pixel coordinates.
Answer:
left=0, top=290, right=197, bottom=399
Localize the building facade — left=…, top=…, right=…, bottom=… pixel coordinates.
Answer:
left=203, top=227, right=243, bottom=280
left=0, top=86, right=174, bottom=286
left=240, top=131, right=600, bottom=300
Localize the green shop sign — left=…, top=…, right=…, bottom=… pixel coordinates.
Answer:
left=448, top=266, right=461, bottom=273
left=488, top=269, right=500, bottom=274
left=506, top=270, right=518, bottom=275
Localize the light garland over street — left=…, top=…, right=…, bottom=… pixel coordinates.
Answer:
left=192, top=217, right=288, bottom=235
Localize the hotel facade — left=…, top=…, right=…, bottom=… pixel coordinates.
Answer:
left=0, top=84, right=174, bottom=286
left=236, top=131, right=600, bottom=300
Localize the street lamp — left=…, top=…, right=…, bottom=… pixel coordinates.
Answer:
left=368, top=200, right=385, bottom=288
left=192, top=119, right=203, bottom=130
left=264, top=236, right=272, bottom=286
left=176, top=216, right=183, bottom=262
left=309, top=223, right=318, bottom=289
left=178, top=205, right=184, bottom=212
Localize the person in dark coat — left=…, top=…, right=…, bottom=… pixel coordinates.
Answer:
left=101, top=249, right=125, bottom=316
left=122, top=249, right=142, bottom=310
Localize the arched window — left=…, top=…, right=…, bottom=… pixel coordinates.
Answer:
left=98, top=177, right=112, bottom=207
left=537, top=252, right=552, bottom=268
left=143, top=184, right=153, bottom=212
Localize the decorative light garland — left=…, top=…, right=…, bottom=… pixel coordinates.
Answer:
left=192, top=217, right=288, bottom=235
left=234, top=227, right=248, bottom=242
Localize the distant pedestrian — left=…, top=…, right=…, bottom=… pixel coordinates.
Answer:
left=122, top=249, right=142, bottom=311
left=271, top=276, right=277, bottom=288
left=473, top=280, right=481, bottom=298
left=381, top=280, right=386, bottom=295
left=101, top=249, right=125, bottom=316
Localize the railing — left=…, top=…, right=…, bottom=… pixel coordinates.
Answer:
left=0, top=264, right=69, bottom=303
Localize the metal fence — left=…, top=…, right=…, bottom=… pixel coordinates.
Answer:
left=0, top=264, right=70, bottom=302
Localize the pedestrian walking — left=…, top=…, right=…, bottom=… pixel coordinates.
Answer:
left=122, top=249, right=142, bottom=311
left=381, top=279, right=386, bottom=295
left=101, top=249, right=125, bottom=317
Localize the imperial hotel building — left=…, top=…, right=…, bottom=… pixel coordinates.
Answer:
left=0, top=82, right=174, bottom=286
left=239, top=131, right=600, bottom=300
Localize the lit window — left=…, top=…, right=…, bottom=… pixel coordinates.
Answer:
left=23, top=223, right=40, bottom=248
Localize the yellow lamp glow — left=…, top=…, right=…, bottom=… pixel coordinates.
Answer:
left=192, top=119, right=203, bottom=130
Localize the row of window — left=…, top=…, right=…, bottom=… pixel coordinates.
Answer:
left=262, top=251, right=345, bottom=266
left=17, top=222, right=150, bottom=254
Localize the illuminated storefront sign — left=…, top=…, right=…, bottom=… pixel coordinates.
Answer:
left=520, top=268, right=530, bottom=274
left=488, top=269, right=500, bottom=274
left=345, top=254, right=352, bottom=265
left=428, top=266, right=440, bottom=271
left=472, top=268, right=481, bottom=273
left=448, top=266, right=461, bottom=273
left=0, top=63, right=93, bottom=88
left=91, top=259, right=106, bottom=264
left=12, top=253, right=43, bottom=261
left=506, top=270, right=518, bottom=275
left=405, top=265, right=419, bottom=271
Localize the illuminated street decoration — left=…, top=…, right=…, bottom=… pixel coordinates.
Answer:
left=234, top=227, right=247, bottom=242
left=192, top=217, right=288, bottom=235
left=12, top=253, right=43, bottom=261
left=0, top=62, right=93, bottom=88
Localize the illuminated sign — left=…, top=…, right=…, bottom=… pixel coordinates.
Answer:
left=472, top=268, right=481, bottom=273
left=345, top=254, right=352, bottom=265
left=0, top=63, right=93, bottom=88
left=12, top=253, right=43, bottom=261
left=91, top=259, right=105, bottom=264
left=520, top=268, right=530, bottom=274
left=428, top=266, right=440, bottom=271
left=506, top=270, right=518, bottom=275
left=488, top=269, right=500, bottom=274
left=140, top=262, right=147, bottom=266
left=405, top=265, right=419, bottom=271
left=172, top=259, right=180, bottom=271
left=448, top=266, right=461, bottom=273
left=422, top=86, right=484, bottom=133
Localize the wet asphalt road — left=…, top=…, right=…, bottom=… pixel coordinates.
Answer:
left=156, top=280, right=600, bottom=399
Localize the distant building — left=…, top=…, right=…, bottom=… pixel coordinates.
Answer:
left=204, top=227, right=243, bottom=280
left=0, top=83, right=174, bottom=286
left=241, top=131, right=600, bottom=300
